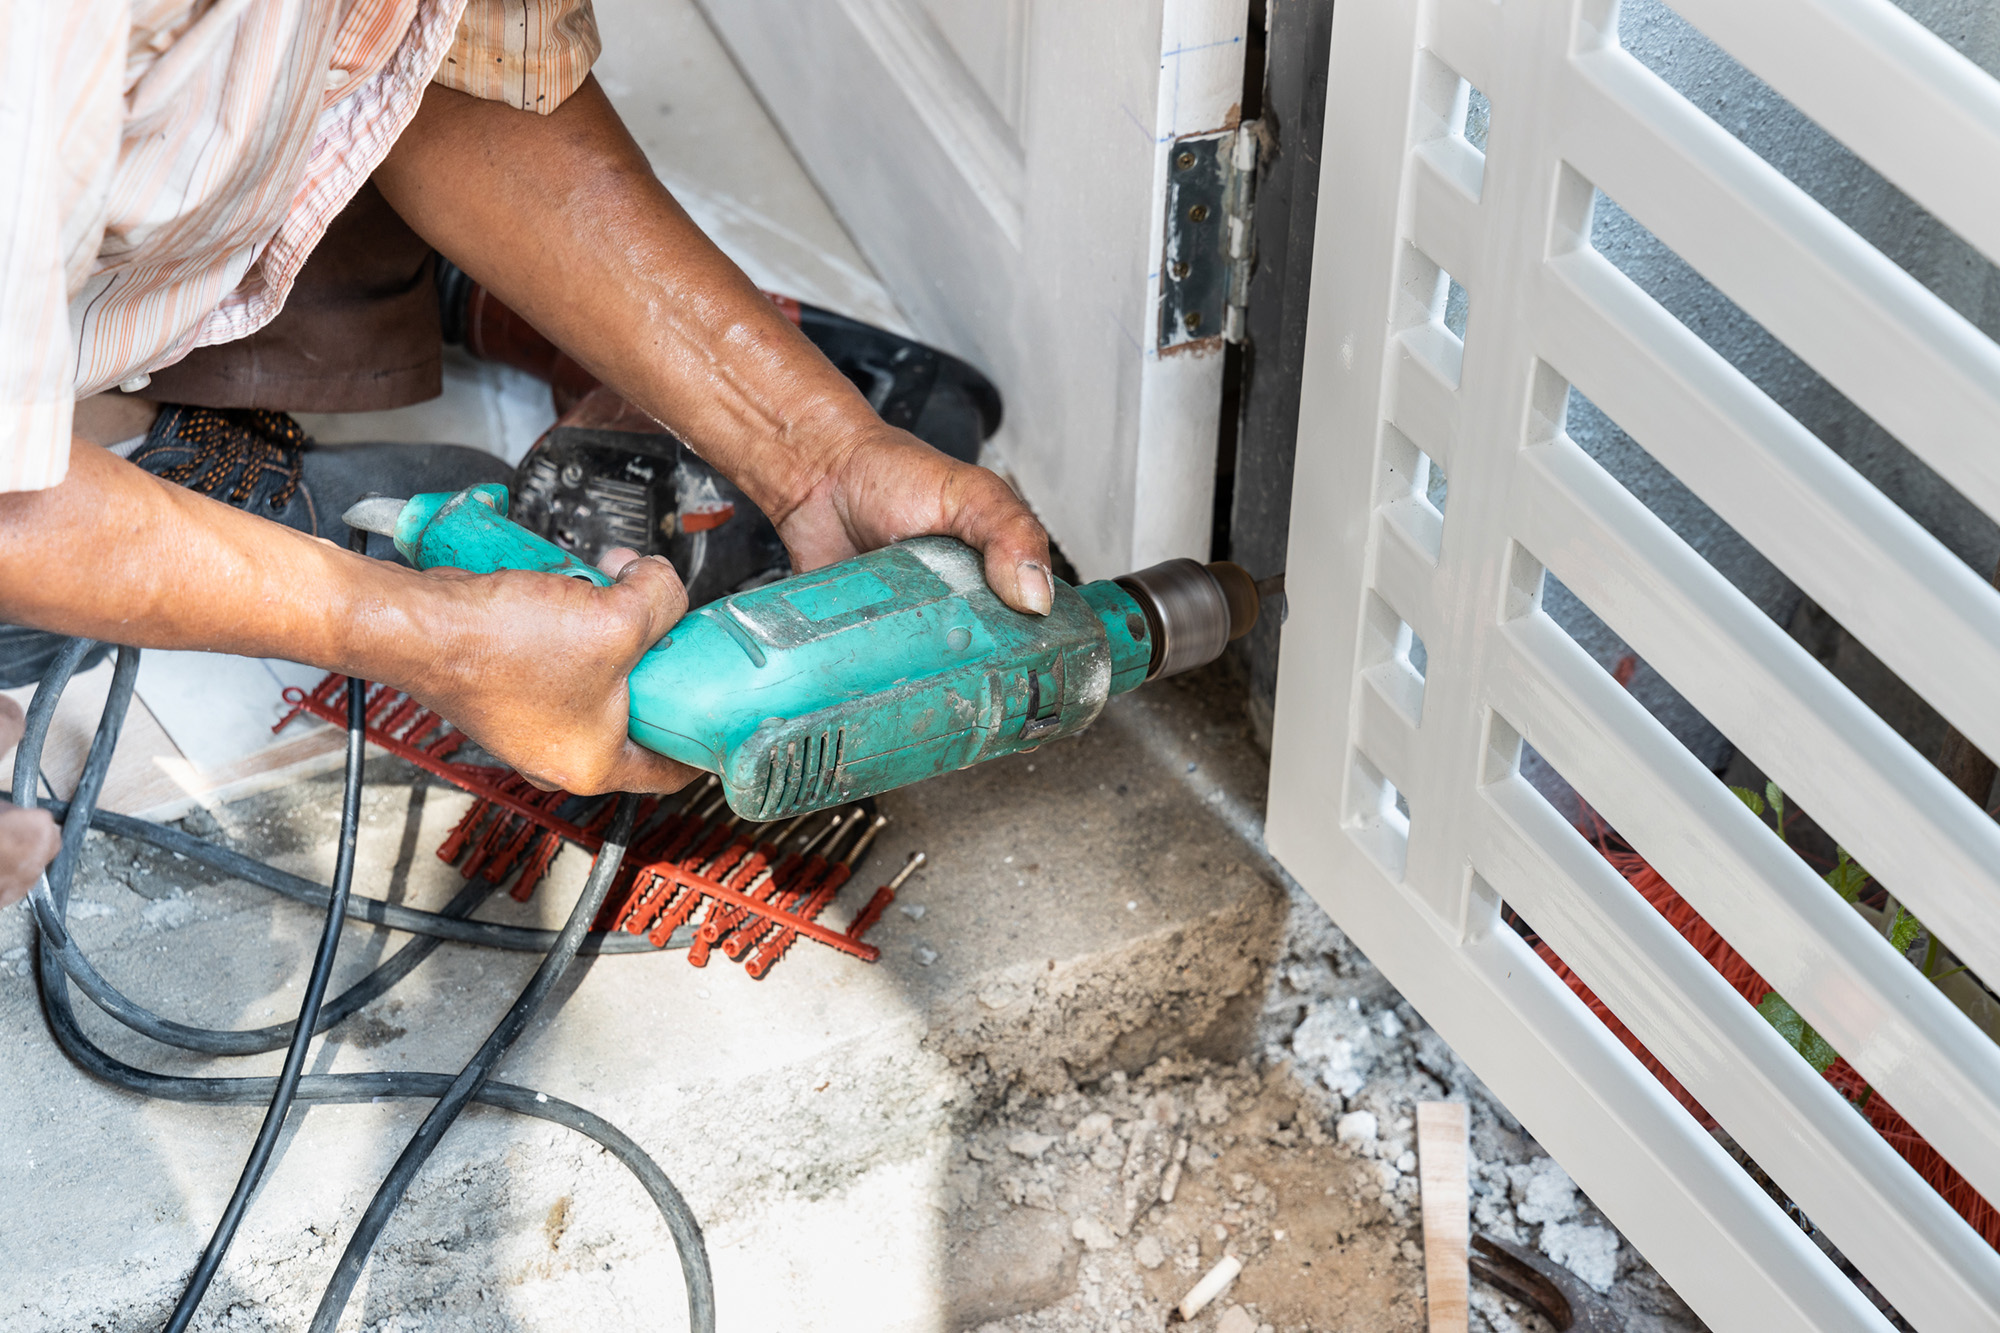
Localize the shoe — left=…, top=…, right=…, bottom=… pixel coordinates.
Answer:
left=129, top=406, right=321, bottom=533
left=129, top=405, right=512, bottom=555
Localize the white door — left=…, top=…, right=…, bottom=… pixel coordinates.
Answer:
left=1268, top=0, right=2000, bottom=1328
left=695, top=0, right=1249, bottom=579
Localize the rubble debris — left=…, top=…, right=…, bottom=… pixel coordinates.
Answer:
left=947, top=881, right=1708, bottom=1333
left=1215, top=1302, right=1260, bottom=1333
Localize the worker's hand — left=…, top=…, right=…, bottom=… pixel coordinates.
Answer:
left=775, top=424, right=1056, bottom=615
left=0, top=695, right=61, bottom=908
left=382, top=79, right=1053, bottom=608
left=403, top=551, right=700, bottom=796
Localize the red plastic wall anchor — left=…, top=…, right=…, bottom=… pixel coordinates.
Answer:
left=684, top=905, right=720, bottom=967
left=379, top=695, right=423, bottom=737
left=437, top=800, right=488, bottom=864
left=602, top=808, right=699, bottom=930
left=745, top=865, right=853, bottom=979
left=845, top=887, right=896, bottom=942
left=624, top=846, right=718, bottom=944
left=631, top=812, right=692, bottom=861
left=702, top=842, right=751, bottom=883
left=677, top=861, right=879, bottom=963
left=487, top=813, right=543, bottom=886
left=721, top=863, right=818, bottom=961
left=693, top=846, right=781, bottom=945
left=686, top=822, right=737, bottom=868
left=685, top=852, right=778, bottom=963
left=509, top=830, right=565, bottom=903
left=614, top=873, right=669, bottom=934
left=455, top=808, right=504, bottom=880
left=647, top=873, right=710, bottom=949
left=621, top=828, right=720, bottom=938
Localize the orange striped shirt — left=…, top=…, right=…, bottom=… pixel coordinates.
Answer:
left=0, top=0, right=600, bottom=492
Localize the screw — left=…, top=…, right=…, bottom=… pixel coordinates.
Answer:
left=1177, top=151, right=1196, bottom=170
left=887, top=851, right=927, bottom=892
left=560, top=462, right=585, bottom=488
left=1184, top=311, right=1204, bottom=332
left=1171, top=261, right=1190, bottom=279
left=1188, top=203, right=1210, bottom=223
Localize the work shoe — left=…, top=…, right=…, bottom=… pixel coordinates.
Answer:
left=127, top=407, right=513, bottom=550
left=129, top=406, right=321, bottom=534
left=0, top=408, right=512, bottom=689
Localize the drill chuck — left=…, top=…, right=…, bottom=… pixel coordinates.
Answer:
left=1115, top=557, right=1259, bottom=681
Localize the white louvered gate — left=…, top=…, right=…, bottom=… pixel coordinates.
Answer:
left=1263, top=1, right=2000, bottom=1330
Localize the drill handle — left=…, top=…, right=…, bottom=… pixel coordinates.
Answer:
left=370, top=485, right=612, bottom=586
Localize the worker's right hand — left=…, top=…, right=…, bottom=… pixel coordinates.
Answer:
left=395, top=550, right=701, bottom=796
left=0, top=695, right=61, bottom=908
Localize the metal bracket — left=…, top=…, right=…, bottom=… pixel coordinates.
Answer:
left=1158, top=123, right=1259, bottom=352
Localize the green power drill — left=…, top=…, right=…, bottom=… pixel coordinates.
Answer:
left=345, top=484, right=1259, bottom=819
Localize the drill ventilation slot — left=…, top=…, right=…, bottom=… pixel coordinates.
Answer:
left=754, top=725, right=847, bottom=819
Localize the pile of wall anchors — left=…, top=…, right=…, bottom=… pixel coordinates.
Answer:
left=278, top=671, right=917, bottom=979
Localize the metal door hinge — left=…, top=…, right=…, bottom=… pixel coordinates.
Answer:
left=1158, top=122, right=1259, bottom=352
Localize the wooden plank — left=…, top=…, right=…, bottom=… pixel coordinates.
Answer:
left=1418, top=1101, right=1470, bottom=1333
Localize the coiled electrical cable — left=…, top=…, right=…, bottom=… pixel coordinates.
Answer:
left=18, top=637, right=716, bottom=1332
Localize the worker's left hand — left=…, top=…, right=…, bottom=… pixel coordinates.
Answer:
left=0, top=695, right=61, bottom=908
left=773, top=424, right=1055, bottom=615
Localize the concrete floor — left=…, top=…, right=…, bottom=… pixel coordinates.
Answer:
left=0, top=668, right=1288, bottom=1332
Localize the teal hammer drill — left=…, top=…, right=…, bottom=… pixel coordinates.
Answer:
left=345, top=485, right=1259, bottom=818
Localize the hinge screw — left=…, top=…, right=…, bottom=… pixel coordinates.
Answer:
left=1188, top=203, right=1210, bottom=223
left=1184, top=311, right=1203, bottom=332
left=1176, top=151, right=1196, bottom=170
left=1171, top=261, right=1190, bottom=280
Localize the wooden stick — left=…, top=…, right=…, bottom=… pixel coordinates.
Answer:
left=1418, top=1100, right=1470, bottom=1333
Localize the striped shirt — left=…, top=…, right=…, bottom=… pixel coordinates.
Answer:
left=0, top=0, right=600, bottom=493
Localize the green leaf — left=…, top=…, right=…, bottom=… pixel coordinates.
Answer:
left=1823, top=847, right=1869, bottom=904
left=1765, top=781, right=1787, bottom=841
left=1890, top=908, right=1923, bottom=954
left=1757, top=991, right=1839, bottom=1073
left=1730, top=785, right=1766, bottom=817
left=1757, top=990, right=1804, bottom=1045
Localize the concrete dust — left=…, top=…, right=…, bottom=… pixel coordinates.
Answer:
left=942, top=879, right=1710, bottom=1333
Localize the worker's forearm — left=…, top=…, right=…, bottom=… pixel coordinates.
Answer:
left=0, top=443, right=459, bottom=689
left=375, top=79, right=871, bottom=527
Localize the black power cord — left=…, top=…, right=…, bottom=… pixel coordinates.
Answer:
left=164, top=646, right=368, bottom=1331
left=18, top=636, right=715, bottom=1332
